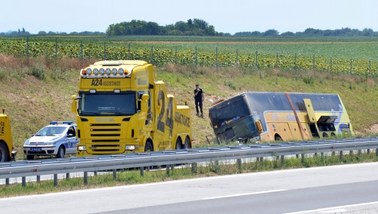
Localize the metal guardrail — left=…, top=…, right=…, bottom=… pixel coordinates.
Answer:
left=1, top=137, right=378, bottom=186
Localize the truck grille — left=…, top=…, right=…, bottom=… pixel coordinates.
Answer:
left=89, top=123, right=122, bottom=153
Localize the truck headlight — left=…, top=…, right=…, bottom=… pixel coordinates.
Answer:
left=78, top=146, right=87, bottom=151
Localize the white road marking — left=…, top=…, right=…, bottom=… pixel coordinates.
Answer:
left=285, top=201, right=378, bottom=214
left=202, top=189, right=287, bottom=200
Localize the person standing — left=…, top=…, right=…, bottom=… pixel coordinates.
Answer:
left=194, top=84, right=204, bottom=117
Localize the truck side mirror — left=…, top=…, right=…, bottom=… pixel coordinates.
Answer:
left=140, top=94, right=149, bottom=113
left=71, top=95, right=78, bottom=113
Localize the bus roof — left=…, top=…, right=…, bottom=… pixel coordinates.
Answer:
left=210, top=92, right=344, bottom=113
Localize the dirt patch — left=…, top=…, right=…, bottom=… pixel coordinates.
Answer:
left=364, top=124, right=378, bottom=134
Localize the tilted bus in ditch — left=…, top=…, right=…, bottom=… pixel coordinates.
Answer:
left=209, top=92, right=353, bottom=143
left=72, top=60, right=192, bottom=156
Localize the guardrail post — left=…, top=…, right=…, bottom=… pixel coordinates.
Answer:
left=140, top=167, right=145, bottom=177
left=349, top=150, right=353, bottom=156
left=375, top=148, right=378, bottom=156
left=301, top=154, right=305, bottom=164
left=280, top=155, right=285, bottom=166
left=237, top=159, right=242, bottom=173
left=339, top=151, right=343, bottom=159
left=54, top=174, right=58, bottom=187
left=66, top=173, right=70, bottom=180
left=191, top=163, right=197, bottom=174
left=84, top=172, right=88, bottom=185
left=22, top=177, right=26, bottom=187
left=5, top=178, right=9, bottom=185
left=367, top=149, right=370, bottom=154
left=94, top=171, right=98, bottom=176
left=36, top=175, right=40, bottom=183
left=113, top=169, right=117, bottom=180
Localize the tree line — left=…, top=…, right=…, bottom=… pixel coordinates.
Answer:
left=106, top=19, right=218, bottom=36
left=2, top=19, right=378, bottom=37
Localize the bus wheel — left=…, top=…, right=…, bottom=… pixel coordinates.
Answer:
left=0, top=142, right=9, bottom=162
left=176, top=138, right=183, bottom=150
left=26, top=155, right=35, bottom=160
left=145, top=140, right=154, bottom=152
left=184, top=136, right=192, bottom=149
left=274, top=134, right=282, bottom=141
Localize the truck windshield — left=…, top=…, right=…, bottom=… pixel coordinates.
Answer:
left=78, top=92, right=136, bottom=116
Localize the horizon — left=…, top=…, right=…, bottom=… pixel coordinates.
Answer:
left=1, top=0, right=377, bottom=35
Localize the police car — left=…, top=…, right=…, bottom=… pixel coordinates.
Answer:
left=23, top=121, right=79, bottom=160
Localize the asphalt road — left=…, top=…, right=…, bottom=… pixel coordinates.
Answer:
left=1, top=162, right=378, bottom=214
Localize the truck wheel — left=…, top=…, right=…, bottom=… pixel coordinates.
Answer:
left=144, top=141, right=153, bottom=152
left=184, top=136, right=192, bottom=149
left=26, top=155, right=35, bottom=160
left=0, top=142, right=9, bottom=162
left=56, top=146, right=65, bottom=158
left=175, top=138, right=183, bottom=150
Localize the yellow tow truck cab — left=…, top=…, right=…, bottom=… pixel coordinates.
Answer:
left=0, top=110, right=16, bottom=162
left=72, top=60, right=192, bottom=156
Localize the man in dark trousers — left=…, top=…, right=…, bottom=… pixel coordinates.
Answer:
left=194, top=84, right=204, bottom=117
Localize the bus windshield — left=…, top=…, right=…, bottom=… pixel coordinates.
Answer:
left=209, top=97, right=251, bottom=128
left=78, top=92, right=136, bottom=116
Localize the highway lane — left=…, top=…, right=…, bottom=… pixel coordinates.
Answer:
left=1, top=162, right=378, bottom=214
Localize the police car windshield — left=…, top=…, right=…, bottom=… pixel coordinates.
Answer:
left=36, top=127, right=66, bottom=136
left=78, top=92, right=136, bottom=116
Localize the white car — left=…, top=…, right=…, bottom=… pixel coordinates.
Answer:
left=23, top=121, right=79, bottom=160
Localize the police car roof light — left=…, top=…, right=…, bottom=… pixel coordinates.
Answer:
left=50, top=121, right=74, bottom=125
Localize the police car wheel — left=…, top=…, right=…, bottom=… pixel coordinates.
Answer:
left=56, top=146, right=65, bottom=158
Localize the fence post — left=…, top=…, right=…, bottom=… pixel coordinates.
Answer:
left=255, top=51, right=258, bottom=68
left=80, top=41, right=84, bottom=60
left=312, top=54, right=315, bottom=70
left=175, top=46, right=178, bottom=64
left=275, top=53, right=279, bottom=68
left=215, top=47, right=218, bottom=68
left=55, top=38, right=58, bottom=57
left=25, top=36, right=29, bottom=63
left=294, top=53, right=297, bottom=69
left=127, top=43, right=131, bottom=59
left=350, top=59, right=353, bottom=75
left=103, top=42, right=106, bottom=60
left=236, top=49, right=239, bottom=66
left=150, top=46, right=154, bottom=63
left=195, top=46, right=198, bottom=66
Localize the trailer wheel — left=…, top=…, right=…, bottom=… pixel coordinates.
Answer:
left=144, top=140, right=154, bottom=152
left=184, top=136, right=192, bottom=149
left=0, top=142, right=9, bottom=162
left=176, top=138, right=183, bottom=150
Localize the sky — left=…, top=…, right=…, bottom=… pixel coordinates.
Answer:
left=1, top=0, right=378, bottom=34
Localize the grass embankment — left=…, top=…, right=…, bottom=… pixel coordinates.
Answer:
left=0, top=55, right=378, bottom=156
left=1, top=152, right=377, bottom=198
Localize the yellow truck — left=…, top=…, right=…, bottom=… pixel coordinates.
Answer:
left=72, top=60, right=192, bottom=156
left=0, top=110, right=16, bottom=162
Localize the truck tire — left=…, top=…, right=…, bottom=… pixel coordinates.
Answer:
left=184, top=136, right=192, bottom=149
left=144, top=141, right=153, bottom=152
left=175, top=138, right=183, bottom=150
left=56, top=146, right=65, bottom=158
left=0, top=142, right=9, bottom=162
